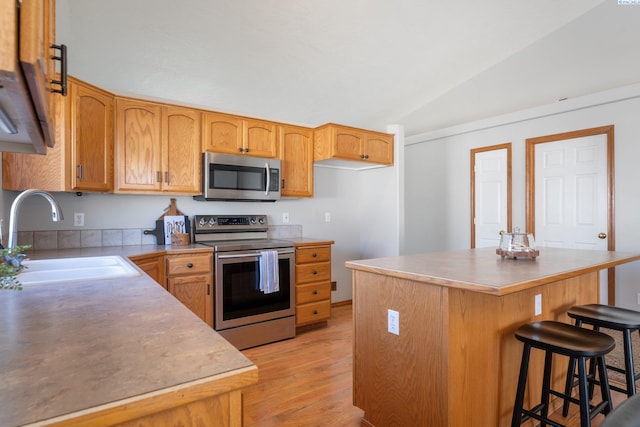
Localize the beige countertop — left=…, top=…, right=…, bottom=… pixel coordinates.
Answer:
left=0, top=250, right=256, bottom=427
left=345, top=247, right=640, bottom=296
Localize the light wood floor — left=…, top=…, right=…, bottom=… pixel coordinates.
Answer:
left=241, top=303, right=628, bottom=427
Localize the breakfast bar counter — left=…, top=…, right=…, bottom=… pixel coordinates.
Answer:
left=345, top=247, right=640, bottom=427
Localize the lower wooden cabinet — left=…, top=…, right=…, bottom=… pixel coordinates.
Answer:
left=295, top=241, right=334, bottom=328
left=129, top=253, right=165, bottom=287
left=165, top=251, right=214, bottom=327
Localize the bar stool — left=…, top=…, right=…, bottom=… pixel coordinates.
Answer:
left=563, top=304, right=640, bottom=405
left=512, top=320, right=615, bottom=427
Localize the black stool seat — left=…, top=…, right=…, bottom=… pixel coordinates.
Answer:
left=512, top=321, right=615, bottom=427
left=565, top=304, right=640, bottom=398
left=601, top=392, right=640, bottom=427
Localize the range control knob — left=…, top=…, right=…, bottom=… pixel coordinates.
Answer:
left=258, top=217, right=265, bottom=224
left=208, top=217, right=216, bottom=226
left=198, top=217, right=206, bottom=227
left=250, top=217, right=257, bottom=224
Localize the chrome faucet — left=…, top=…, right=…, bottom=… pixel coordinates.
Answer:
left=7, top=189, right=64, bottom=250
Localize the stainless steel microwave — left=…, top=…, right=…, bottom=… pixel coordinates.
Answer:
left=195, top=152, right=281, bottom=202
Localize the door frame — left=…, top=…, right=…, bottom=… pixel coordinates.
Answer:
left=525, top=125, right=615, bottom=302
left=470, top=143, right=512, bottom=248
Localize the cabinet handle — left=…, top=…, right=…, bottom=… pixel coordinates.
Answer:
left=313, top=289, right=318, bottom=295
left=164, top=171, right=169, bottom=183
left=50, top=44, right=68, bottom=96
left=187, top=263, right=193, bottom=268
left=281, top=179, right=285, bottom=189
left=156, top=171, right=161, bottom=182
left=312, top=252, right=317, bottom=257
left=76, top=164, right=83, bottom=180
left=207, top=284, right=210, bottom=295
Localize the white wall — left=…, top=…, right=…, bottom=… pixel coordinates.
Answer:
left=405, top=83, right=640, bottom=309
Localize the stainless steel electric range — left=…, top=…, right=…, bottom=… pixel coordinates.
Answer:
left=193, top=214, right=295, bottom=350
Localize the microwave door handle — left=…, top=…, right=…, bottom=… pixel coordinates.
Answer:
left=265, top=162, right=270, bottom=196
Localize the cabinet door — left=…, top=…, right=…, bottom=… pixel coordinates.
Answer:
left=19, top=0, right=57, bottom=148
left=333, top=127, right=365, bottom=161
left=202, top=112, right=243, bottom=154
left=167, top=274, right=213, bottom=327
left=130, top=254, right=165, bottom=288
left=70, top=79, right=114, bottom=191
left=115, top=98, right=162, bottom=192
left=363, top=133, right=394, bottom=165
left=244, top=119, right=278, bottom=158
left=163, top=106, right=201, bottom=193
left=279, top=125, right=313, bottom=197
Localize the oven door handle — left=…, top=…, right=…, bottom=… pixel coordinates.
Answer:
left=216, top=249, right=294, bottom=260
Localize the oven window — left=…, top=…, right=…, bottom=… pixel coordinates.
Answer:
left=220, top=257, right=291, bottom=321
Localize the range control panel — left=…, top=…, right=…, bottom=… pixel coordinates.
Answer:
left=193, top=214, right=268, bottom=234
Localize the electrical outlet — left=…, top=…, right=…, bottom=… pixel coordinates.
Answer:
left=282, top=212, right=290, bottom=223
left=73, top=212, right=85, bottom=227
left=388, top=309, right=400, bottom=335
left=325, top=212, right=331, bottom=222
left=534, top=294, right=542, bottom=316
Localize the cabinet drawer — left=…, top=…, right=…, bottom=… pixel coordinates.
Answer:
left=296, top=246, right=331, bottom=264
left=296, top=282, right=331, bottom=304
left=296, top=262, right=330, bottom=284
left=166, top=253, right=212, bottom=276
left=296, top=300, right=331, bottom=326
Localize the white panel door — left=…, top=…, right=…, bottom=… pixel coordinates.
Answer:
left=474, top=149, right=508, bottom=248
left=534, top=135, right=608, bottom=250
left=534, top=134, right=608, bottom=301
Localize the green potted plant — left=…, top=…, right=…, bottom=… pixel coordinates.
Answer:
left=0, top=245, right=31, bottom=291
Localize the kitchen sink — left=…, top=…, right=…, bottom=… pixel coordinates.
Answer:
left=18, top=256, right=141, bottom=285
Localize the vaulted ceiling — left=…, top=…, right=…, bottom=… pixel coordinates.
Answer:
left=58, top=0, right=640, bottom=137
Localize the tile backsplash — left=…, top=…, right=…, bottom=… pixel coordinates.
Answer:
left=16, top=225, right=303, bottom=250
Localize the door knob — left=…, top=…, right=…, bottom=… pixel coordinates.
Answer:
left=598, top=232, right=607, bottom=239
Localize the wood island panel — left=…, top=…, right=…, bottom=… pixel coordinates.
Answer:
left=347, top=248, right=640, bottom=427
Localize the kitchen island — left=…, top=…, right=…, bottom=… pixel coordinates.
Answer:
left=345, top=247, right=640, bottom=427
left=0, top=255, right=257, bottom=427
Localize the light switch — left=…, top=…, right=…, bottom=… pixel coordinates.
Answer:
left=534, top=294, right=542, bottom=316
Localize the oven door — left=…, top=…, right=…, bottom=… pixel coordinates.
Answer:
left=214, top=248, right=295, bottom=331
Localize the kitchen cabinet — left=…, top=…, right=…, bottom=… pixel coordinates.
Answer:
left=279, top=124, right=314, bottom=197
left=203, top=112, right=278, bottom=158
left=2, top=76, right=112, bottom=192
left=129, top=252, right=165, bottom=287
left=295, top=242, right=333, bottom=328
left=115, top=98, right=201, bottom=194
left=0, top=0, right=64, bottom=154
left=314, top=123, right=394, bottom=166
left=68, top=77, right=114, bottom=191
left=166, top=251, right=214, bottom=327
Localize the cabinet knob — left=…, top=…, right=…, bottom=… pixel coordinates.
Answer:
left=238, top=148, right=243, bottom=153
left=312, top=270, right=318, bottom=275
left=312, top=252, right=317, bottom=257
left=313, top=310, right=318, bottom=315
left=313, top=289, right=318, bottom=295
left=187, top=263, right=193, bottom=268
left=364, top=154, right=369, bottom=159
left=244, top=148, right=249, bottom=153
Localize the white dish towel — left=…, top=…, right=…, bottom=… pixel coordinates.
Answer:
left=259, top=250, right=280, bottom=294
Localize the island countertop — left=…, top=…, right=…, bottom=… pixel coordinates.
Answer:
left=0, top=258, right=257, bottom=426
left=345, top=247, right=640, bottom=296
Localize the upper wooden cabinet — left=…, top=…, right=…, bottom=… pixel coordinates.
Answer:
left=279, top=124, right=313, bottom=197
left=314, top=123, right=394, bottom=166
left=2, top=77, right=112, bottom=192
left=1, top=0, right=64, bottom=154
left=202, top=112, right=278, bottom=158
left=115, top=98, right=200, bottom=194
left=69, top=78, right=114, bottom=192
